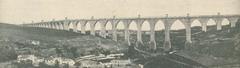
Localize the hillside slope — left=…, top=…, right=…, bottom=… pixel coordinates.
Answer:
left=1, top=23, right=240, bottom=67
left=124, top=23, right=240, bottom=67
left=0, top=23, right=124, bottom=60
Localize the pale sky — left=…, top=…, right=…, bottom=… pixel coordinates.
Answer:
left=0, top=0, right=239, bottom=30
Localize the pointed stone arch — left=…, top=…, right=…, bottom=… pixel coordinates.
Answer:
left=46, top=23, right=49, bottom=28
left=141, top=21, right=151, bottom=45
left=128, top=21, right=138, bottom=43
left=68, top=22, right=74, bottom=30
left=191, top=19, right=202, bottom=27
left=47, top=23, right=51, bottom=28
left=54, top=23, right=60, bottom=30
left=221, top=18, right=230, bottom=29
left=60, top=22, right=65, bottom=30
left=129, top=21, right=138, bottom=30
left=222, top=18, right=230, bottom=26
left=94, top=22, right=101, bottom=36
left=170, top=20, right=186, bottom=30
left=207, top=18, right=217, bottom=31
left=113, top=21, right=124, bottom=41
left=50, top=23, right=55, bottom=29
left=85, top=23, right=91, bottom=31
left=58, top=22, right=64, bottom=30
left=43, top=24, right=47, bottom=28
left=105, top=21, right=112, bottom=30
left=116, top=21, right=125, bottom=30
left=155, top=20, right=165, bottom=31
left=191, top=19, right=202, bottom=31
left=141, top=21, right=151, bottom=31
left=48, top=23, right=51, bottom=28
left=105, top=21, right=112, bottom=37
left=152, top=20, right=165, bottom=47
left=207, top=18, right=216, bottom=26
left=76, top=22, right=81, bottom=32
left=94, top=22, right=101, bottom=30
left=79, top=21, right=88, bottom=34
left=55, top=23, right=59, bottom=29
left=169, top=20, right=186, bottom=49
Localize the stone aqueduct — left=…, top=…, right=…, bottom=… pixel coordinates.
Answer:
left=25, top=13, right=240, bottom=51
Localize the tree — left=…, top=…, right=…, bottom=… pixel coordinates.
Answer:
left=102, top=50, right=111, bottom=56
left=234, top=34, right=240, bottom=60
left=69, top=47, right=78, bottom=58
left=17, top=60, right=34, bottom=68
left=74, top=62, right=81, bottom=68
left=54, top=60, right=60, bottom=68
left=62, top=63, right=69, bottom=68
left=55, top=48, right=62, bottom=57
left=39, top=61, right=52, bottom=68
left=0, top=44, right=17, bottom=62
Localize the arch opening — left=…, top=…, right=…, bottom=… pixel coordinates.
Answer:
left=106, top=21, right=112, bottom=30
left=155, top=20, right=165, bottom=31
left=55, top=23, right=59, bottom=30
left=191, top=20, right=202, bottom=31
left=141, top=21, right=150, bottom=31
left=85, top=23, right=91, bottom=31
left=170, top=20, right=185, bottom=30
left=191, top=20, right=201, bottom=27
left=207, top=19, right=216, bottom=26
left=154, top=20, right=165, bottom=48
left=170, top=20, right=186, bottom=49
left=94, top=22, right=101, bottom=35
left=94, top=22, right=101, bottom=30
left=116, top=21, right=124, bottom=30
left=85, top=23, right=91, bottom=34
left=105, top=21, right=112, bottom=38
left=58, top=23, right=63, bottom=30
left=207, top=19, right=217, bottom=31
left=129, top=21, right=138, bottom=44
left=116, top=21, right=125, bottom=41
left=222, top=18, right=230, bottom=29
left=68, top=23, right=74, bottom=31
left=50, top=24, right=55, bottom=29
left=129, top=21, right=138, bottom=30
left=76, top=23, right=81, bottom=32
left=46, top=24, right=49, bottom=28
left=141, top=21, right=151, bottom=44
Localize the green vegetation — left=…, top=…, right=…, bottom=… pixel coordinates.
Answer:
left=0, top=41, right=17, bottom=62
left=0, top=21, right=240, bottom=67
left=0, top=23, right=124, bottom=62
left=122, top=22, right=240, bottom=67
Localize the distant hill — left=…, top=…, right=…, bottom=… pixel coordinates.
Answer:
left=0, top=23, right=125, bottom=59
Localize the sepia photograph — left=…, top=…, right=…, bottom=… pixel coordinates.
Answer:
left=0, top=0, right=240, bottom=68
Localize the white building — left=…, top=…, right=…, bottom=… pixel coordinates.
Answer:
left=109, top=59, right=131, bottom=66
left=45, top=57, right=75, bottom=66
left=31, top=40, right=40, bottom=45
left=17, top=55, right=37, bottom=62
left=53, top=57, right=75, bottom=66
left=81, top=60, right=102, bottom=68
left=76, top=53, right=132, bottom=68
left=107, top=53, right=124, bottom=57
left=17, top=55, right=44, bottom=67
